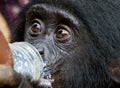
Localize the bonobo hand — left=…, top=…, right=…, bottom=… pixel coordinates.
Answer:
left=0, top=65, right=22, bottom=88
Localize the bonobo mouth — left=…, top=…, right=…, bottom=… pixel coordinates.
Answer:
left=37, top=61, right=54, bottom=88
left=37, top=58, right=64, bottom=88
left=36, top=50, right=63, bottom=88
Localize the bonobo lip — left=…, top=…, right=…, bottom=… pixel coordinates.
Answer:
left=37, top=62, right=54, bottom=87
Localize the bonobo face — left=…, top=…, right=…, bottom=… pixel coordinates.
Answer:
left=24, top=4, right=80, bottom=64
left=24, top=4, right=82, bottom=87
left=13, top=0, right=120, bottom=88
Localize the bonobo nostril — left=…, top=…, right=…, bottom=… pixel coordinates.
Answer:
left=39, top=51, right=44, bottom=55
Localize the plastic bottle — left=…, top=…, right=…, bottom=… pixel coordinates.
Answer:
left=9, top=42, right=53, bottom=88
left=9, top=42, right=45, bottom=82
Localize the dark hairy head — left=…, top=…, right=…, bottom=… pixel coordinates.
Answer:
left=12, top=0, right=120, bottom=88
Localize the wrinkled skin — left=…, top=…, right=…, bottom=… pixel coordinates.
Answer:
left=1, top=0, right=120, bottom=88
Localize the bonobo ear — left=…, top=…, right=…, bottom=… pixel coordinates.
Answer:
left=108, top=51, right=120, bottom=83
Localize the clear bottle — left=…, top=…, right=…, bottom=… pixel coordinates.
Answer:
left=9, top=42, right=53, bottom=87
left=9, top=42, right=45, bottom=82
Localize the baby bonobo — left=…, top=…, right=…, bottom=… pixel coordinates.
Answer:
left=0, top=0, right=120, bottom=88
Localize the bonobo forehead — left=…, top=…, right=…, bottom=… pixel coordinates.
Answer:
left=27, top=4, right=79, bottom=25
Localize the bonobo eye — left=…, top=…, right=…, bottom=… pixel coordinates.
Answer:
left=55, top=24, right=71, bottom=41
left=31, top=20, right=41, bottom=33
